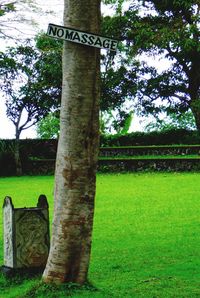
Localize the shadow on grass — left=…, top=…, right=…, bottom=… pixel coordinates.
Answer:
left=0, top=268, right=42, bottom=289
left=21, top=281, right=100, bottom=298
left=0, top=268, right=107, bottom=298
left=0, top=268, right=101, bottom=298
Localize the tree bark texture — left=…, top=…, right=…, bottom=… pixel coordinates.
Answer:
left=14, top=139, right=22, bottom=176
left=188, top=48, right=200, bottom=132
left=43, top=0, right=100, bottom=284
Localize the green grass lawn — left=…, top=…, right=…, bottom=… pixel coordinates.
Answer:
left=1, top=173, right=200, bottom=297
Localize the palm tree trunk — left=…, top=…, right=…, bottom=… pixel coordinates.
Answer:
left=43, top=0, right=100, bottom=285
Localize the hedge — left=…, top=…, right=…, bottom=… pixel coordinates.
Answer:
left=1, top=129, right=200, bottom=176
left=100, top=129, right=200, bottom=146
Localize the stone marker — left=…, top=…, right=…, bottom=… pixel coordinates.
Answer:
left=2, top=195, right=50, bottom=275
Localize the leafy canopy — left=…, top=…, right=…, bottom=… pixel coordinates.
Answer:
left=0, top=41, right=59, bottom=138
left=105, top=0, right=200, bottom=130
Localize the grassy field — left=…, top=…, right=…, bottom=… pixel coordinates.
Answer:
left=1, top=173, right=200, bottom=297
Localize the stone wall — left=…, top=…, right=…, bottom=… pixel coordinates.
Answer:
left=1, top=141, right=200, bottom=175
left=99, top=145, right=200, bottom=157
left=22, top=158, right=200, bottom=174
left=98, top=158, right=200, bottom=172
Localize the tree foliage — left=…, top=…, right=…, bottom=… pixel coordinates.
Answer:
left=0, top=41, right=59, bottom=139
left=36, top=112, right=60, bottom=139
left=0, top=0, right=47, bottom=39
left=145, top=111, right=196, bottom=132
left=0, top=1, right=15, bottom=17
left=100, top=51, right=138, bottom=131
left=35, top=34, right=62, bottom=99
left=35, top=32, right=138, bottom=135
left=103, top=0, right=200, bottom=131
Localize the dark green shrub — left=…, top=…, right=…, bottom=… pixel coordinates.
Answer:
left=0, top=140, right=16, bottom=176
left=100, top=129, right=200, bottom=146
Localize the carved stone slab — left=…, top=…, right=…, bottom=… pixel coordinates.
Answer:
left=3, top=195, right=49, bottom=269
left=3, top=197, right=14, bottom=268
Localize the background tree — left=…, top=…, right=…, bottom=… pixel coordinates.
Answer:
left=0, top=1, right=15, bottom=16
left=0, top=42, right=58, bottom=174
left=36, top=112, right=60, bottom=139
left=100, top=51, right=138, bottom=133
left=35, top=32, right=138, bottom=137
left=0, top=1, right=15, bottom=38
left=42, top=0, right=101, bottom=284
left=35, top=34, right=62, bottom=103
left=0, top=43, right=58, bottom=139
left=0, top=0, right=41, bottom=38
left=108, top=0, right=200, bottom=131
left=145, top=110, right=196, bottom=132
